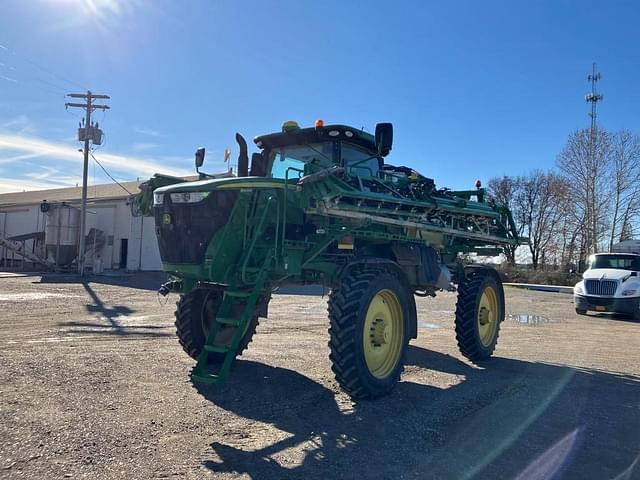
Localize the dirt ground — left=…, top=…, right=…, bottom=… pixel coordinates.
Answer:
left=0, top=272, right=639, bottom=480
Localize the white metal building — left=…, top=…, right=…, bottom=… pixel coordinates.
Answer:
left=0, top=181, right=162, bottom=271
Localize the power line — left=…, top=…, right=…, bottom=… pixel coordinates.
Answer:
left=30, top=76, right=68, bottom=95
left=0, top=65, right=68, bottom=97
left=0, top=49, right=77, bottom=99
left=89, top=151, right=133, bottom=195
left=0, top=42, right=88, bottom=91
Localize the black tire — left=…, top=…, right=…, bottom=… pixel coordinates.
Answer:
left=575, top=308, right=587, bottom=315
left=455, top=272, right=504, bottom=361
left=328, top=268, right=412, bottom=399
left=175, top=289, right=259, bottom=363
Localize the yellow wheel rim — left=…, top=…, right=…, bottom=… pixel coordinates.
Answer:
left=477, top=286, right=499, bottom=347
left=363, top=289, right=404, bottom=379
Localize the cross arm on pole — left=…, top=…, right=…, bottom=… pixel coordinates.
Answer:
left=65, top=103, right=110, bottom=110
left=66, top=93, right=110, bottom=99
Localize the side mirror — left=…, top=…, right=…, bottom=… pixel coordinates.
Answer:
left=375, top=123, right=393, bottom=157
left=195, top=147, right=205, bottom=169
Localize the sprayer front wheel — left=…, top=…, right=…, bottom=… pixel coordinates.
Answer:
left=328, top=268, right=411, bottom=399
left=455, top=272, right=504, bottom=361
left=175, top=289, right=259, bottom=363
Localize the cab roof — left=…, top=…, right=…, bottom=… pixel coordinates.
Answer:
left=254, top=124, right=376, bottom=153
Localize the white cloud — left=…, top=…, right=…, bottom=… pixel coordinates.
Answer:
left=0, top=177, right=66, bottom=193
left=0, top=165, right=79, bottom=194
left=2, top=114, right=32, bottom=134
left=134, top=127, right=160, bottom=137
left=0, top=152, right=45, bottom=164
left=0, top=74, right=17, bottom=83
left=23, top=165, right=76, bottom=184
left=0, top=133, right=189, bottom=176
left=0, top=133, right=192, bottom=192
left=132, top=142, right=159, bottom=151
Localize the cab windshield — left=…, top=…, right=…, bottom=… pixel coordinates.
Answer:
left=269, top=143, right=333, bottom=179
left=588, top=254, right=640, bottom=271
left=342, top=143, right=381, bottom=177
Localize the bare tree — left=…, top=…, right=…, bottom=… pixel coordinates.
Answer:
left=488, top=128, right=640, bottom=272
left=556, top=194, right=584, bottom=270
left=608, top=130, right=640, bottom=250
left=514, top=171, right=569, bottom=270
left=487, top=176, right=522, bottom=264
left=557, top=128, right=612, bottom=259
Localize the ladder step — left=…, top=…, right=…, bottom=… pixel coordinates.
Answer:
left=190, top=256, right=272, bottom=389
left=225, top=290, right=252, bottom=298
left=191, top=372, right=223, bottom=384
left=204, top=344, right=229, bottom=353
left=216, top=317, right=241, bottom=326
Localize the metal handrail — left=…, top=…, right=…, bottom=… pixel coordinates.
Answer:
left=241, top=195, right=276, bottom=284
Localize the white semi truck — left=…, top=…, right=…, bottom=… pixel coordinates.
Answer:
left=574, top=241, right=640, bottom=319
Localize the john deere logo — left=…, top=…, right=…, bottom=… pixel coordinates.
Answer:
left=162, top=213, right=171, bottom=225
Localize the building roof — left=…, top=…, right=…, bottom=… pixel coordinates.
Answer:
left=0, top=180, right=143, bottom=208
left=0, top=174, right=222, bottom=208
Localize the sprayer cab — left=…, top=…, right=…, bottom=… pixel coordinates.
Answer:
left=252, top=122, right=391, bottom=179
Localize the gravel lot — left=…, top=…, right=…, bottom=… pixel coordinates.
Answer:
left=1, top=272, right=639, bottom=479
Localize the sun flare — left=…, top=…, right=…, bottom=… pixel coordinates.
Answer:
left=47, top=0, right=124, bottom=18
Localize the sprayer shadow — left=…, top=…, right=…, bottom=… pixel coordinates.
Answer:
left=196, top=346, right=640, bottom=480
left=35, top=271, right=167, bottom=291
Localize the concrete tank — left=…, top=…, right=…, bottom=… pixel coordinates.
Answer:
left=45, top=204, right=80, bottom=266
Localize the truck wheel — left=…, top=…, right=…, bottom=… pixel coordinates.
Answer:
left=455, top=272, right=504, bottom=361
left=175, top=290, right=259, bottom=363
left=575, top=308, right=587, bottom=315
left=328, top=268, right=411, bottom=399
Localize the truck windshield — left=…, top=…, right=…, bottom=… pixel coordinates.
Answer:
left=589, top=254, right=640, bottom=270
left=270, top=143, right=333, bottom=179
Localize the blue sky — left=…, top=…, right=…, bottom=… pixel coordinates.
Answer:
left=0, top=0, right=639, bottom=193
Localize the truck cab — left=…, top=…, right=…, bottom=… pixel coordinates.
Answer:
left=574, top=252, right=640, bottom=319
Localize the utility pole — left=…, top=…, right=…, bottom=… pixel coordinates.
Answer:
left=584, top=63, right=603, bottom=255
left=65, top=91, right=110, bottom=275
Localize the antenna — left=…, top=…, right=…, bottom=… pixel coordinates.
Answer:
left=585, top=63, right=603, bottom=131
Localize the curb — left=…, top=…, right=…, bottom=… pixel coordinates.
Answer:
left=504, top=283, right=574, bottom=294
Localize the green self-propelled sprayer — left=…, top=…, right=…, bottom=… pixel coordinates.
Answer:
left=137, top=120, right=522, bottom=399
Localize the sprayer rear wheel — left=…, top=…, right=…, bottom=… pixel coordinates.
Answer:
left=175, top=289, right=258, bottom=363
left=328, top=268, right=411, bottom=399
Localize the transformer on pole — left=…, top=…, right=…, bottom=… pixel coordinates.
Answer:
left=65, top=91, right=110, bottom=275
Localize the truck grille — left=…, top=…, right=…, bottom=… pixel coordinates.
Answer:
left=585, top=279, right=618, bottom=296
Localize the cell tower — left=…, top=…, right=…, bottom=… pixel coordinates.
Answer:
left=584, top=63, right=603, bottom=256
left=585, top=63, right=603, bottom=133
